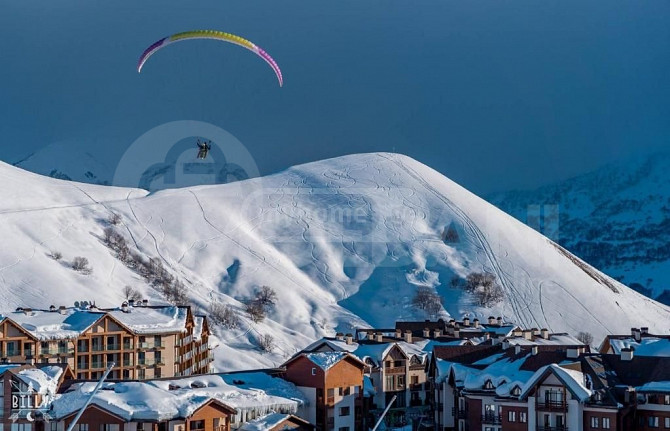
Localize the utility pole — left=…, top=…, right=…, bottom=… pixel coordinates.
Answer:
left=65, top=362, right=115, bottom=431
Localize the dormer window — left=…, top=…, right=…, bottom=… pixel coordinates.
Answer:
left=484, top=379, right=494, bottom=389
left=511, top=386, right=521, bottom=396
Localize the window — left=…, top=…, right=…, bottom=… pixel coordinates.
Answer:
left=411, top=375, right=419, bottom=385
left=343, top=386, right=351, bottom=396
left=386, top=375, right=394, bottom=389
left=11, top=425, right=32, bottom=431
left=191, top=421, right=205, bottom=431
left=665, top=395, right=670, bottom=405
left=75, top=426, right=87, bottom=431
left=41, top=342, right=49, bottom=354
left=591, top=417, right=599, bottom=428
left=311, top=367, right=316, bottom=375
left=602, top=417, right=610, bottom=429
left=100, top=426, right=119, bottom=431
left=6, top=341, right=16, bottom=356
left=338, top=428, right=349, bottom=431
left=665, top=417, right=670, bottom=429
left=138, top=369, right=145, bottom=380
left=519, top=412, right=527, bottom=423
left=484, top=380, right=494, bottom=389
left=398, top=375, right=405, bottom=387
left=649, top=417, right=659, bottom=428
left=511, top=386, right=521, bottom=396
left=155, top=367, right=161, bottom=378
left=50, top=424, right=57, bottom=431
left=508, top=411, right=516, bottom=422
left=339, top=406, right=350, bottom=416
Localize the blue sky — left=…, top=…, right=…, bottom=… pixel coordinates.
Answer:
left=1, top=0, right=668, bottom=194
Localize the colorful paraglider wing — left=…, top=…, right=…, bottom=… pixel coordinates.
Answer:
left=137, top=30, right=283, bottom=86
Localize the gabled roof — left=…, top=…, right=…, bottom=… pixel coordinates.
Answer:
left=283, top=352, right=366, bottom=371
left=520, top=364, right=592, bottom=402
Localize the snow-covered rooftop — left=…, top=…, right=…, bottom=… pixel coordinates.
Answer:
left=636, top=381, right=670, bottom=394
left=16, top=366, right=64, bottom=395
left=2, top=305, right=193, bottom=340
left=304, top=352, right=349, bottom=371
left=520, top=364, right=592, bottom=402
left=609, top=338, right=670, bottom=356
left=52, top=372, right=307, bottom=423
left=5, top=309, right=104, bottom=340
left=506, top=333, right=583, bottom=347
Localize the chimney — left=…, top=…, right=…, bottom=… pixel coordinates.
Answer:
left=624, top=387, right=636, bottom=404
left=641, top=327, right=649, bottom=336
left=484, top=332, right=490, bottom=341
left=513, top=328, right=523, bottom=337
left=23, top=308, right=33, bottom=316
left=463, top=317, right=470, bottom=327
left=514, top=344, right=521, bottom=355
left=142, top=299, right=148, bottom=307
left=376, top=333, right=383, bottom=342
left=531, top=346, right=539, bottom=356
left=345, top=333, right=354, bottom=345
left=336, top=333, right=344, bottom=341
left=532, top=328, right=541, bottom=336
left=541, top=328, right=550, bottom=339
left=395, top=329, right=402, bottom=339
left=121, top=301, right=129, bottom=313
left=473, top=319, right=480, bottom=329
left=434, top=329, right=442, bottom=338
left=49, top=305, right=56, bottom=312
left=404, top=330, right=412, bottom=344
left=448, top=319, right=456, bottom=327
left=497, top=317, right=503, bottom=326
left=488, top=316, right=496, bottom=325
left=128, top=299, right=135, bottom=307
left=367, top=332, right=375, bottom=341
left=58, top=306, right=67, bottom=315
left=423, top=328, right=430, bottom=338
left=567, top=347, right=580, bottom=359
left=502, top=340, right=510, bottom=350
left=621, top=347, right=634, bottom=361
left=631, top=328, right=641, bottom=342
left=522, top=330, right=532, bottom=340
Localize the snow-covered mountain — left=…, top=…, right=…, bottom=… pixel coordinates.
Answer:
left=488, top=152, right=670, bottom=304
left=1, top=153, right=668, bottom=371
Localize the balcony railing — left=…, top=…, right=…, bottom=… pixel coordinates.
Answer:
left=91, top=345, right=105, bottom=352
left=536, top=400, right=568, bottom=411
left=481, top=414, right=502, bottom=425
left=106, top=344, right=121, bottom=351
left=91, top=361, right=105, bottom=369
left=123, top=359, right=134, bottom=367
left=385, top=366, right=405, bottom=374
left=137, top=341, right=166, bottom=350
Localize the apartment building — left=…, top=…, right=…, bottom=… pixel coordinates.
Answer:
left=281, top=352, right=366, bottom=431
left=0, top=301, right=212, bottom=380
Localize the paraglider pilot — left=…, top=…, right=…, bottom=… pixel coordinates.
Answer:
left=196, top=139, right=212, bottom=159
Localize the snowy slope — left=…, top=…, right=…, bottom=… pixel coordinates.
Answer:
left=489, top=152, right=670, bottom=303
left=1, top=153, right=669, bottom=372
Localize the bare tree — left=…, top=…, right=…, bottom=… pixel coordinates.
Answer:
left=108, top=213, right=122, bottom=225
left=576, top=331, right=594, bottom=346
left=209, top=302, right=240, bottom=329
left=255, top=286, right=277, bottom=307
left=412, top=286, right=442, bottom=316
left=71, top=257, right=92, bottom=274
left=246, top=300, right=266, bottom=323
left=465, top=272, right=504, bottom=307
left=258, top=334, right=275, bottom=352
left=49, top=251, right=63, bottom=261
left=122, top=286, right=142, bottom=301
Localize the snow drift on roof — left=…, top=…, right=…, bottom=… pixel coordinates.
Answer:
left=6, top=309, right=103, bottom=340
left=304, top=352, right=349, bottom=371
left=17, top=366, right=63, bottom=395
left=610, top=338, right=670, bottom=356
left=239, top=412, right=296, bottom=431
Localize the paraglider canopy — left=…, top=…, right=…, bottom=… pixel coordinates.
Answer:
left=137, top=30, right=283, bottom=87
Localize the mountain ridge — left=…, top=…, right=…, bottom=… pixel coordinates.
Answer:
left=1, top=152, right=668, bottom=371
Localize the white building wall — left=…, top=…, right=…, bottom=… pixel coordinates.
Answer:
left=332, top=385, right=357, bottom=431
left=528, top=396, right=537, bottom=430
left=296, top=386, right=317, bottom=425
left=568, top=399, right=581, bottom=431
left=442, top=382, right=455, bottom=429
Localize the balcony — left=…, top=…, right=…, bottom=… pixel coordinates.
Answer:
left=481, top=414, right=502, bottom=425
left=91, top=345, right=105, bottom=352
left=137, top=341, right=166, bottom=350
left=385, top=366, right=405, bottom=374
left=538, top=427, right=568, bottom=431
left=91, top=361, right=105, bottom=369
left=106, top=344, right=121, bottom=351
left=123, top=359, right=134, bottom=367
left=536, top=400, right=568, bottom=411
left=137, top=358, right=155, bottom=367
